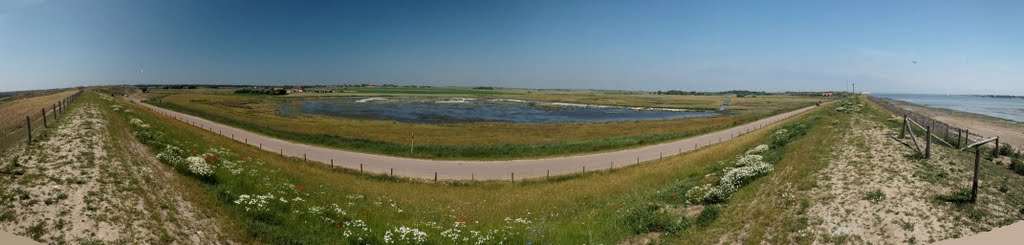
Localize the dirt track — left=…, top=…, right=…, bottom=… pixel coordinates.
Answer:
left=130, top=97, right=820, bottom=180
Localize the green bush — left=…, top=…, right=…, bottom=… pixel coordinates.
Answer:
left=1010, top=158, right=1024, bottom=176
left=620, top=203, right=689, bottom=234
left=696, top=205, right=720, bottom=227
left=997, top=143, right=1018, bottom=157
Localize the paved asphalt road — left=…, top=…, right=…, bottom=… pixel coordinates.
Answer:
left=130, top=98, right=821, bottom=180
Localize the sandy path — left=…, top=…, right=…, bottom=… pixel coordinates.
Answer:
left=128, top=97, right=821, bottom=180
left=1, top=100, right=226, bottom=243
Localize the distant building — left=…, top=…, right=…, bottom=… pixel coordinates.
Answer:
left=821, top=92, right=834, bottom=97
left=288, top=85, right=305, bottom=93
left=310, top=90, right=335, bottom=93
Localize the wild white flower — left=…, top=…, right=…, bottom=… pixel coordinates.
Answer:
left=234, top=193, right=271, bottom=212
left=774, top=129, right=789, bottom=136
left=384, top=226, right=427, bottom=244
left=745, top=144, right=770, bottom=155
left=736, top=154, right=764, bottom=167
left=186, top=156, right=213, bottom=176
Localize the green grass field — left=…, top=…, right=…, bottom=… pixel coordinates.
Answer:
left=105, top=89, right=829, bottom=244
left=143, top=87, right=822, bottom=159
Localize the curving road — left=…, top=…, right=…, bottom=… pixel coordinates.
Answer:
left=129, top=97, right=822, bottom=181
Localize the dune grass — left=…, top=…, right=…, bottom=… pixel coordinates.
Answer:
left=101, top=89, right=828, bottom=244
left=678, top=96, right=1024, bottom=244
left=146, top=90, right=817, bottom=159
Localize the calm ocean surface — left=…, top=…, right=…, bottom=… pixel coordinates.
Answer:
left=874, top=93, right=1024, bottom=123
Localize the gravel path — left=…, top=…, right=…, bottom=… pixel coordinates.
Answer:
left=130, top=98, right=820, bottom=180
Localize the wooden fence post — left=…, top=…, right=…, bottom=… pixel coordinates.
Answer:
left=971, top=146, right=980, bottom=203
left=360, top=164, right=363, bottom=173
left=42, top=109, right=47, bottom=128
left=330, top=159, right=334, bottom=168
left=994, top=138, right=1000, bottom=156
left=925, top=126, right=931, bottom=159
left=956, top=129, right=962, bottom=148
left=390, top=168, right=393, bottom=177
left=25, top=116, right=31, bottom=144
left=965, top=129, right=970, bottom=144
left=434, top=172, right=438, bottom=183
left=899, top=116, right=908, bottom=138
left=511, top=172, right=515, bottom=182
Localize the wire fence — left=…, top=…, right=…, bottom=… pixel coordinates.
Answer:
left=0, top=90, right=83, bottom=151
left=868, top=96, right=984, bottom=149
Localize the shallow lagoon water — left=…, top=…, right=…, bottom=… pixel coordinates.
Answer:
left=278, top=98, right=718, bottom=124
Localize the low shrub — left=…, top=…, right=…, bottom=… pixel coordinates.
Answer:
left=997, top=143, right=1018, bottom=157
left=696, top=206, right=720, bottom=227
left=620, top=203, right=688, bottom=234
left=864, top=189, right=886, bottom=203
left=1010, top=158, right=1024, bottom=176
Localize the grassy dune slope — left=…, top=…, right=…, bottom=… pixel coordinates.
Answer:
left=0, top=92, right=241, bottom=243
left=683, top=96, right=1024, bottom=244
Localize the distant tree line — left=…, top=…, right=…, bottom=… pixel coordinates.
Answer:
left=235, top=87, right=287, bottom=95
left=472, top=86, right=495, bottom=90
left=160, top=85, right=198, bottom=89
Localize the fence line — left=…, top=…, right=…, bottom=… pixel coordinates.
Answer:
left=867, top=96, right=984, bottom=148
left=0, top=90, right=83, bottom=150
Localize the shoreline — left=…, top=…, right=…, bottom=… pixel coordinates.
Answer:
left=883, top=98, right=1024, bottom=149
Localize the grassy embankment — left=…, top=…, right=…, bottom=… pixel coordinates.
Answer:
left=1, top=92, right=245, bottom=243
left=677, top=96, right=1024, bottom=244
left=108, top=89, right=829, bottom=244
left=145, top=88, right=820, bottom=159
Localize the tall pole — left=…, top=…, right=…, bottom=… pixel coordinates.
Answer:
left=410, top=132, right=415, bottom=155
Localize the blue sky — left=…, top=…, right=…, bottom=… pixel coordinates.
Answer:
left=0, top=0, right=1021, bottom=94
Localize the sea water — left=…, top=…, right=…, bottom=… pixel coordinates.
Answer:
left=875, top=93, right=1024, bottom=123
